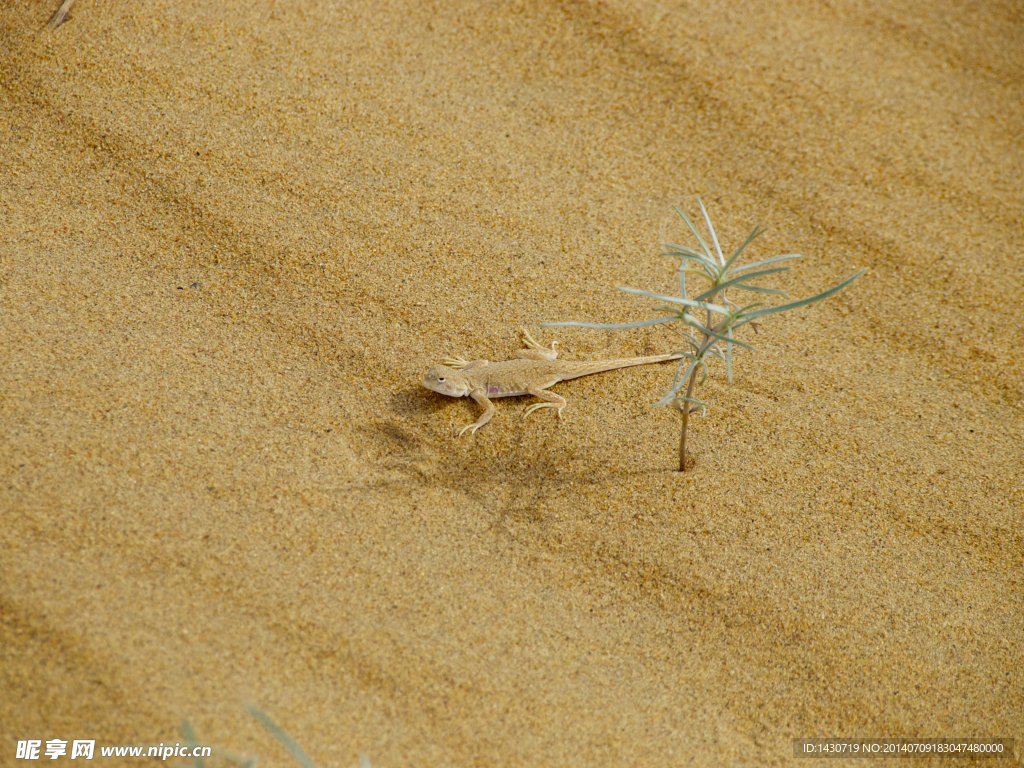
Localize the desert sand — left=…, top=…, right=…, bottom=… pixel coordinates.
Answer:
left=1, top=0, right=1021, bottom=765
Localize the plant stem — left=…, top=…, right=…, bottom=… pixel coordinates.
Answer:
left=678, top=365, right=699, bottom=472
left=676, top=303, right=718, bottom=472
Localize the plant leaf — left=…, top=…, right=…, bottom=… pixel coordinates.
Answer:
left=659, top=322, right=703, bottom=351
left=673, top=205, right=715, bottom=262
left=673, top=395, right=708, bottom=417
left=722, top=224, right=767, bottom=271
left=692, top=267, right=791, bottom=302
left=697, top=198, right=725, bottom=265
left=704, top=346, right=726, bottom=363
left=655, top=357, right=701, bottom=406
left=662, top=243, right=710, bottom=261
left=728, top=284, right=789, bottom=297
left=730, top=253, right=802, bottom=275
left=703, top=325, right=756, bottom=350
left=248, top=707, right=319, bottom=768
left=180, top=722, right=205, bottom=768
left=662, top=246, right=720, bottom=278
left=616, top=286, right=728, bottom=314
left=734, top=268, right=866, bottom=325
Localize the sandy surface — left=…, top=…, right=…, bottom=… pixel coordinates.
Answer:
left=2, top=0, right=1022, bottom=765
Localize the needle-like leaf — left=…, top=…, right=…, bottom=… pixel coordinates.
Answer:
left=734, top=268, right=867, bottom=325
left=673, top=205, right=715, bottom=262
left=663, top=246, right=720, bottom=278
left=729, top=253, right=802, bottom=275
left=697, top=198, right=725, bottom=265
left=662, top=243, right=711, bottom=262
left=722, top=224, right=766, bottom=271
left=692, top=267, right=791, bottom=302
left=727, top=284, right=790, bottom=297
left=702, top=326, right=756, bottom=351
left=616, top=286, right=728, bottom=314
left=672, top=395, right=708, bottom=417
left=656, top=357, right=702, bottom=406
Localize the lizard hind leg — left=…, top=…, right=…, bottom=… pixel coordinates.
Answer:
left=524, top=386, right=567, bottom=420
left=517, top=328, right=559, bottom=361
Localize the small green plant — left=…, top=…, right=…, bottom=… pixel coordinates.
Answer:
left=543, top=199, right=865, bottom=471
left=177, top=707, right=372, bottom=768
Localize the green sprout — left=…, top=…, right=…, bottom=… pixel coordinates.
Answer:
left=543, top=199, right=865, bottom=471
left=176, top=707, right=372, bottom=768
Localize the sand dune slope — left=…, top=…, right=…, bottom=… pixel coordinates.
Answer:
left=1, top=0, right=1021, bottom=765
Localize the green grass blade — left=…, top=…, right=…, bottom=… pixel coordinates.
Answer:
left=696, top=198, right=725, bottom=265
left=247, top=706, right=319, bottom=768
left=180, top=722, right=205, bottom=768
left=673, top=205, right=714, bottom=261
left=729, top=253, right=802, bottom=275
left=722, top=224, right=767, bottom=271
left=541, top=316, right=678, bottom=330
left=616, top=286, right=728, bottom=314
left=735, top=268, right=866, bottom=324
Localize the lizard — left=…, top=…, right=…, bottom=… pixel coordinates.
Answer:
left=421, top=329, right=683, bottom=436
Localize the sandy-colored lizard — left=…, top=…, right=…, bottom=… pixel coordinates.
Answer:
left=422, top=329, right=683, bottom=436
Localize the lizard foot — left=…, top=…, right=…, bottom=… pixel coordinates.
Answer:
left=517, top=328, right=559, bottom=361
left=457, top=422, right=482, bottom=437
left=524, top=402, right=564, bottom=420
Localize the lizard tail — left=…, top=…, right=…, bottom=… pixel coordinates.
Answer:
left=559, top=354, right=685, bottom=380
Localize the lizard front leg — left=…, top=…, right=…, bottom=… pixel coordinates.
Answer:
left=457, top=388, right=496, bottom=436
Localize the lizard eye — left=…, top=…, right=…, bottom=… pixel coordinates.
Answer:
left=438, top=377, right=445, bottom=381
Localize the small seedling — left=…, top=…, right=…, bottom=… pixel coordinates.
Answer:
left=543, top=199, right=865, bottom=471
left=176, top=707, right=372, bottom=768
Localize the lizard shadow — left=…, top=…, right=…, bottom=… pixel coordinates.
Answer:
left=380, top=388, right=673, bottom=527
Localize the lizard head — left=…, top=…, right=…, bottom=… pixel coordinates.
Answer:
left=421, top=365, right=470, bottom=398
